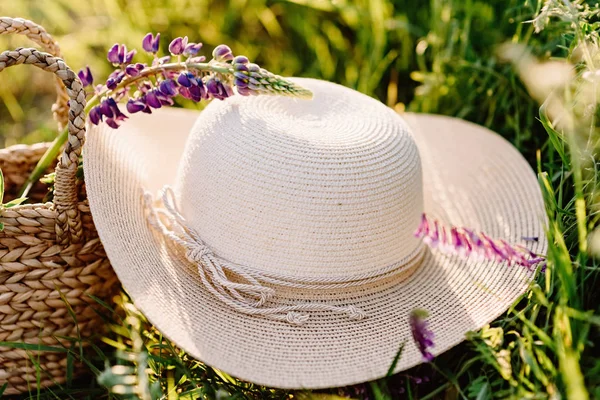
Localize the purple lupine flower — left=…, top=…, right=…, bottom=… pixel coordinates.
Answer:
left=159, top=79, right=178, bottom=96
left=212, top=44, right=233, bottom=62
left=107, top=43, right=135, bottom=65
left=142, top=33, right=160, bottom=53
left=106, top=97, right=128, bottom=122
left=106, top=70, right=126, bottom=90
left=155, top=90, right=175, bottom=106
left=124, top=49, right=136, bottom=64
left=107, top=44, right=121, bottom=64
left=184, top=42, right=203, bottom=56
left=125, top=64, right=140, bottom=77
left=188, top=56, right=206, bottom=63
left=414, top=213, right=545, bottom=270
left=99, top=100, right=114, bottom=118
left=77, top=66, right=93, bottom=87
left=410, top=309, right=434, bottom=362
left=126, top=98, right=146, bottom=114
left=233, top=55, right=249, bottom=65
left=145, top=90, right=162, bottom=109
left=89, top=106, right=102, bottom=125
left=105, top=118, right=120, bottom=129
left=177, top=72, right=194, bottom=87
left=206, top=77, right=230, bottom=100
left=169, top=36, right=188, bottom=55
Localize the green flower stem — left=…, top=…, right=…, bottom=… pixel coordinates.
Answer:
left=18, top=62, right=231, bottom=198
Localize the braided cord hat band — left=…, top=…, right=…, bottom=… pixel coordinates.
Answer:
left=85, top=79, right=546, bottom=389
left=143, top=186, right=426, bottom=325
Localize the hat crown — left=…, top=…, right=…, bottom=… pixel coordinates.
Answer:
left=175, top=79, right=423, bottom=278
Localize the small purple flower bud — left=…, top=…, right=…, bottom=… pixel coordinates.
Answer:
left=159, top=79, right=178, bottom=96
left=247, top=63, right=260, bottom=73
left=107, top=44, right=121, bottom=64
left=156, top=91, right=175, bottom=106
left=106, top=97, right=127, bottom=121
left=124, top=49, right=136, bottom=64
left=125, top=64, right=140, bottom=77
left=118, top=44, right=126, bottom=64
left=187, top=56, right=206, bottom=63
left=233, top=55, right=249, bottom=65
left=106, top=118, right=120, bottom=129
left=77, top=66, right=93, bottom=87
left=106, top=78, right=117, bottom=90
left=410, top=309, right=435, bottom=362
left=178, top=86, right=192, bottom=100
left=234, top=63, right=249, bottom=73
left=206, top=78, right=230, bottom=100
left=236, top=86, right=252, bottom=96
left=212, top=44, right=233, bottom=62
left=234, top=77, right=248, bottom=89
left=188, top=84, right=205, bottom=102
left=142, top=33, right=160, bottom=53
left=99, top=100, right=114, bottom=118
left=145, top=90, right=162, bottom=109
left=169, top=36, right=188, bottom=55
left=126, top=99, right=146, bottom=114
left=155, top=55, right=171, bottom=66
left=89, top=106, right=102, bottom=125
left=183, top=42, right=203, bottom=56
left=177, top=72, right=193, bottom=87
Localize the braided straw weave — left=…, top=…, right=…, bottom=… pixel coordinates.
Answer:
left=0, top=17, right=69, bottom=130
left=0, top=47, right=118, bottom=395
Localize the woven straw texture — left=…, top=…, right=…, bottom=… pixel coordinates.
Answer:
left=0, top=37, right=118, bottom=395
left=85, top=78, right=547, bottom=389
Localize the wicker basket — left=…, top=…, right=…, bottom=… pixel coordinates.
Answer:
left=0, top=18, right=118, bottom=395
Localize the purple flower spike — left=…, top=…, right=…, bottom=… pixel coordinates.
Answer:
left=77, top=66, right=93, bottom=87
left=212, top=44, right=233, bottom=62
left=107, top=44, right=121, bottom=64
left=159, top=79, right=178, bottom=96
left=145, top=90, right=162, bottom=109
left=126, top=99, right=146, bottom=114
left=169, top=36, right=188, bottom=55
left=410, top=309, right=435, bottom=362
left=142, top=32, right=160, bottom=53
left=414, top=213, right=545, bottom=270
left=89, top=106, right=102, bottom=125
left=184, top=42, right=203, bottom=56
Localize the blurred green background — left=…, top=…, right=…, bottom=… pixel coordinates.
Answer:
left=0, top=0, right=547, bottom=155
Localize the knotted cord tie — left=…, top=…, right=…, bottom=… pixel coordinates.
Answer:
left=143, top=186, right=368, bottom=325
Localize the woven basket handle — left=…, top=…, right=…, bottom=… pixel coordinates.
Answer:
left=0, top=17, right=70, bottom=130
left=0, top=48, right=86, bottom=245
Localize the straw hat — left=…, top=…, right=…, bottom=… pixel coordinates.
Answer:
left=84, top=78, right=546, bottom=389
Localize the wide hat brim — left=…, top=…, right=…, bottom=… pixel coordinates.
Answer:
left=85, top=82, right=547, bottom=389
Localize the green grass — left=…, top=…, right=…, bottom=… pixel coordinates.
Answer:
left=0, top=0, right=599, bottom=398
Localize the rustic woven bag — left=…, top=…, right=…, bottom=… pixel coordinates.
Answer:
left=0, top=17, right=118, bottom=395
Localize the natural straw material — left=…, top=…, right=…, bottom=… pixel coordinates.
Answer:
left=85, top=79, right=547, bottom=389
left=0, top=47, right=117, bottom=395
left=0, top=17, right=69, bottom=129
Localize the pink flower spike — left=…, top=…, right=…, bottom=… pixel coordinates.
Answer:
left=413, top=213, right=545, bottom=270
